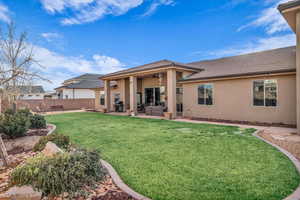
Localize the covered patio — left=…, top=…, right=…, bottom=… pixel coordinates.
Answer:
left=98, top=60, right=201, bottom=119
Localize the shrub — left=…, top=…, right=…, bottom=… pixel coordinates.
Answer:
left=0, top=111, right=30, bottom=139
left=11, top=149, right=105, bottom=197
left=30, top=114, right=46, bottom=129
left=17, top=108, right=33, bottom=118
left=33, top=133, right=70, bottom=152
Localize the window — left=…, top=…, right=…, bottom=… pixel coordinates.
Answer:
left=198, top=84, right=213, bottom=105
left=253, top=80, right=277, bottom=107
left=176, top=88, right=183, bottom=112
left=145, top=88, right=161, bottom=106
left=100, top=91, right=105, bottom=106
left=114, top=93, right=120, bottom=104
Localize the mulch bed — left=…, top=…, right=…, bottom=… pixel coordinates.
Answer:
left=1, top=124, right=52, bottom=140
left=258, top=131, right=300, bottom=161
left=46, top=177, right=136, bottom=200
left=1, top=151, right=136, bottom=200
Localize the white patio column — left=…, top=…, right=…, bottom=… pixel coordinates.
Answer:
left=104, top=80, right=111, bottom=112
left=296, top=12, right=300, bottom=134
left=129, top=76, right=137, bottom=115
left=120, top=78, right=126, bottom=112
left=167, top=69, right=177, bottom=119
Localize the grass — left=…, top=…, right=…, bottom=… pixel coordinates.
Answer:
left=46, top=112, right=299, bottom=200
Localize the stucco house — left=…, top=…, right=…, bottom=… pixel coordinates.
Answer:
left=18, top=86, right=46, bottom=100
left=56, top=73, right=103, bottom=99
left=94, top=0, right=300, bottom=134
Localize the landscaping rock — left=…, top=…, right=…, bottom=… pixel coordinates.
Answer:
left=0, top=186, right=42, bottom=200
left=42, top=142, right=63, bottom=157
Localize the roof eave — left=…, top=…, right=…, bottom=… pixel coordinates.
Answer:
left=178, top=69, right=296, bottom=83
left=100, top=64, right=202, bottom=80
left=278, top=1, right=300, bottom=12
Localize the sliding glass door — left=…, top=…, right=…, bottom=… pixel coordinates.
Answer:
left=145, top=88, right=161, bottom=106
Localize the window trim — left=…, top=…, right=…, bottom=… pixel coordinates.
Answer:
left=197, top=83, right=214, bottom=106
left=252, top=79, right=278, bottom=107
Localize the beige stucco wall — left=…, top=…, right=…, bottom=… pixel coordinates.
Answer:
left=182, top=74, right=296, bottom=125
left=94, top=83, right=122, bottom=111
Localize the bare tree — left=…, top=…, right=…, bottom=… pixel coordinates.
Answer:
left=0, top=22, right=50, bottom=167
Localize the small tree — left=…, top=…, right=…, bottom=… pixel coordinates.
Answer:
left=0, top=22, right=50, bottom=166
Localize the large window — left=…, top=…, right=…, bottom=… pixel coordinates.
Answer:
left=253, top=80, right=277, bottom=107
left=198, top=84, right=213, bottom=105
left=145, top=87, right=164, bottom=106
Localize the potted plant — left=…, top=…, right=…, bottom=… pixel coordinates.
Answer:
left=164, top=112, right=172, bottom=120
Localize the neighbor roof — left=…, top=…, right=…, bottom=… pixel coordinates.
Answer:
left=101, top=60, right=202, bottom=79
left=64, top=73, right=103, bottom=83
left=181, top=46, right=296, bottom=82
left=18, top=86, right=45, bottom=94
left=56, top=73, right=105, bottom=90
left=60, top=80, right=104, bottom=89
left=278, top=0, right=300, bottom=12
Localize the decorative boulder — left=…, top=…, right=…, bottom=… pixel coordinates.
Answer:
left=0, top=186, right=42, bottom=200
left=42, top=142, right=63, bottom=157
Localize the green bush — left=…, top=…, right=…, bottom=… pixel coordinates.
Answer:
left=0, top=111, right=30, bottom=139
left=30, top=114, right=46, bottom=129
left=17, top=108, right=33, bottom=118
left=11, top=149, right=105, bottom=197
left=33, top=133, right=70, bottom=152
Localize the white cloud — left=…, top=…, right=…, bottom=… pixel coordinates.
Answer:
left=31, top=45, right=125, bottom=89
left=142, top=0, right=175, bottom=17
left=238, top=0, right=291, bottom=34
left=41, top=32, right=62, bottom=42
left=203, top=34, right=295, bottom=58
left=40, top=0, right=176, bottom=25
left=0, top=3, right=11, bottom=23
left=39, top=0, right=144, bottom=25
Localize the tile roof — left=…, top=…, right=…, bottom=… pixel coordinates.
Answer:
left=182, top=46, right=296, bottom=82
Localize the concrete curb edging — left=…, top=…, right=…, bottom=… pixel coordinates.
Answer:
left=46, top=124, right=56, bottom=135
left=100, top=159, right=152, bottom=200
left=253, top=130, right=300, bottom=200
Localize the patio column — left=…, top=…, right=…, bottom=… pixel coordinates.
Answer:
left=120, top=78, right=127, bottom=112
left=104, top=80, right=111, bottom=112
left=129, top=76, right=137, bottom=115
left=296, top=12, right=300, bottom=134
left=167, top=69, right=177, bottom=119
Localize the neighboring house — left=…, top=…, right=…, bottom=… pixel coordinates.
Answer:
left=18, top=86, right=46, bottom=100
left=44, top=92, right=59, bottom=99
left=94, top=0, right=300, bottom=134
left=55, top=73, right=103, bottom=99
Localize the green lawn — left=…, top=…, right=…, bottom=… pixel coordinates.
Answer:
left=46, top=112, right=299, bottom=200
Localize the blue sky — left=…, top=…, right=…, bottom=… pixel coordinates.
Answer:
left=0, top=0, right=295, bottom=90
